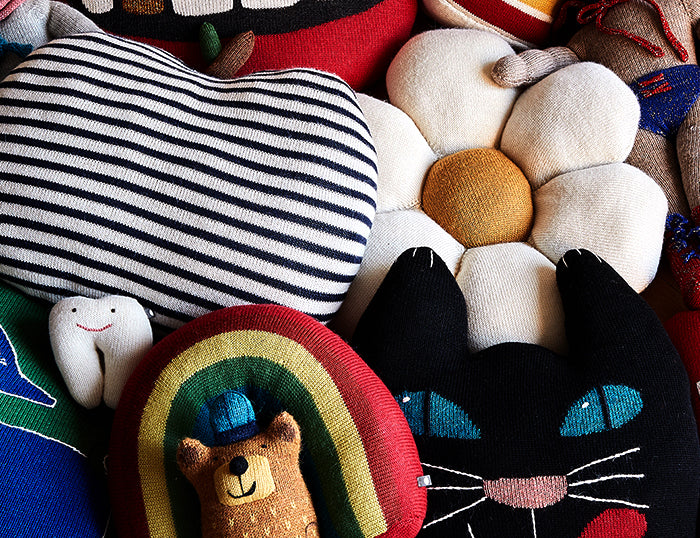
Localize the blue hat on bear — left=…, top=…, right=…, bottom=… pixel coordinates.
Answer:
left=208, top=391, right=259, bottom=446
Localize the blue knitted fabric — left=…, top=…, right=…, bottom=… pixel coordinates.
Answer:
left=631, top=65, right=700, bottom=138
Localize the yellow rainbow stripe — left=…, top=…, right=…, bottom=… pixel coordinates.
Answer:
left=503, top=0, right=558, bottom=20
left=137, top=329, right=386, bottom=537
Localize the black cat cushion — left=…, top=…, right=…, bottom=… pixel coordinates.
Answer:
left=353, top=247, right=700, bottom=537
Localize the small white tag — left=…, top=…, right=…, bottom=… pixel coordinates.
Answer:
left=417, top=475, right=432, bottom=488
left=696, top=380, right=700, bottom=397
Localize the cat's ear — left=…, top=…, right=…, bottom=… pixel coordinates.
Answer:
left=555, top=249, right=674, bottom=370
left=352, top=247, right=470, bottom=392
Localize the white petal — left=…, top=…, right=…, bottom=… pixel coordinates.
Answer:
left=502, top=62, right=640, bottom=189
left=529, top=163, right=667, bottom=291
left=357, top=93, right=435, bottom=213
left=331, top=210, right=464, bottom=338
left=241, top=0, right=301, bottom=7
left=81, top=0, right=112, bottom=14
left=172, top=0, right=235, bottom=16
left=386, top=29, right=518, bottom=156
left=457, top=242, right=566, bottom=353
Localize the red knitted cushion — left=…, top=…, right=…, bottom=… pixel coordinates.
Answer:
left=422, top=0, right=561, bottom=48
left=66, top=0, right=418, bottom=89
left=109, top=304, right=426, bottom=537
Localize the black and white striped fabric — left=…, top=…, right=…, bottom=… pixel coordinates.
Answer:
left=0, top=32, right=377, bottom=328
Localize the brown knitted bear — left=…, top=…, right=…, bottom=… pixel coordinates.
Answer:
left=491, top=0, right=700, bottom=308
left=177, top=412, right=319, bottom=538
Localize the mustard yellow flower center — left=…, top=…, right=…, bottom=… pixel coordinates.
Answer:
left=422, top=148, right=534, bottom=249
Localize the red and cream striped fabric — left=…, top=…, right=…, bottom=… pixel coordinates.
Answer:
left=422, top=0, right=562, bottom=48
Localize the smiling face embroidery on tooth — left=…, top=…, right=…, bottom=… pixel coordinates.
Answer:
left=353, top=248, right=700, bottom=537
left=76, top=323, right=113, bottom=332
left=49, top=295, right=153, bottom=409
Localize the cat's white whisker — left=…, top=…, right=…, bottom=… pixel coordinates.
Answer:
left=569, top=473, right=644, bottom=487
left=531, top=509, right=537, bottom=538
left=568, top=493, right=650, bottom=509
left=427, top=486, right=483, bottom=491
left=567, top=447, right=640, bottom=476
left=422, top=462, right=482, bottom=481
left=468, top=523, right=476, bottom=538
left=422, top=497, right=487, bottom=528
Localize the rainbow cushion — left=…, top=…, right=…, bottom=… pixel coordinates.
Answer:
left=109, top=304, right=426, bottom=537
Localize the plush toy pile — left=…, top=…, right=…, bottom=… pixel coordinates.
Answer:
left=332, top=28, right=667, bottom=355
left=0, top=0, right=699, bottom=536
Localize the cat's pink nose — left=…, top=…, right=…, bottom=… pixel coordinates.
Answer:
left=483, top=475, right=568, bottom=509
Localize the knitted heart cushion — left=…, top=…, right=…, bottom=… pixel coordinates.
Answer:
left=332, top=28, right=667, bottom=354
left=67, top=0, right=418, bottom=89
left=109, top=304, right=426, bottom=537
left=0, top=32, right=377, bottom=330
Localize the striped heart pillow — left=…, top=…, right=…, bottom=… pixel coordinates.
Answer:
left=0, top=32, right=378, bottom=329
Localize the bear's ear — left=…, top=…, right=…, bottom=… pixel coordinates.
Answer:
left=176, top=437, right=210, bottom=475
left=266, top=412, right=301, bottom=445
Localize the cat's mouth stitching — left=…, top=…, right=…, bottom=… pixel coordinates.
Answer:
left=422, top=447, right=648, bottom=534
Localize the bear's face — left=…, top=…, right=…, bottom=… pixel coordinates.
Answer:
left=213, top=454, right=275, bottom=506
left=177, top=411, right=317, bottom=537
left=177, top=412, right=301, bottom=509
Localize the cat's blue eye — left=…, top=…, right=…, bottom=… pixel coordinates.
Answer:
left=560, top=385, right=642, bottom=437
left=396, top=391, right=481, bottom=439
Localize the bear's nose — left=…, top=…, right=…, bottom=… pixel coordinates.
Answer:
left=229, top=456, right=249, bottom=476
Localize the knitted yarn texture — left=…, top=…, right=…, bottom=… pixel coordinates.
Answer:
left=0, top=32, right=377, bottom=329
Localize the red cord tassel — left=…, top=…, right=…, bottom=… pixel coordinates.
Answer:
left=556, top=0, right=689, bottom=62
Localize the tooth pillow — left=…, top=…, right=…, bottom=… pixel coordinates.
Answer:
left=353, top=248, right=700, bottom=536
left=0, top=32, right=377, bottom=330
left=109, top=303, right=426, bottom=537
left=66, top=0, right=418, bottom=89
left=49, top=295, right=153, bottom=409
left=0, top=282, right=112, bottom=537
left=421, top=0, right=562, bottom=48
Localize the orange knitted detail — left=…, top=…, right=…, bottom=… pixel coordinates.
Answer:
left=123, top=0, right=163, bottom=15
left=422, top=148, right=533, bottom=249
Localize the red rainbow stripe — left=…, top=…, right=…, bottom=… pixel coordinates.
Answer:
left=110, top=304, right=426, bottom=537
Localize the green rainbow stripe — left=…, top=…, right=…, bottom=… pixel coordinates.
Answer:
left=137, top=329, right=387, bottom=537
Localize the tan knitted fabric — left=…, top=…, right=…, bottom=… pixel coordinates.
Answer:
left=422, top=148, right=533, bottom=248
left=566, top=0, right=700, bottom=214
left=177, top=412, right=318, bottom=538
left=493, top=0, right=700, bottom=216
